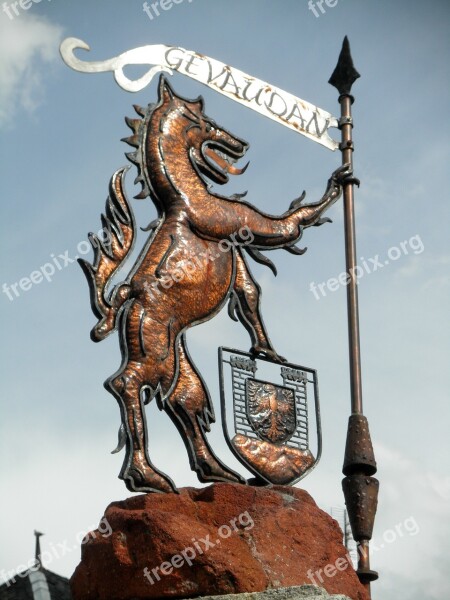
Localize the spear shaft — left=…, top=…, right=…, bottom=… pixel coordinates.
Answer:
left=339, top=94, right=363, bottom=415
left=329, top=37, right=379, bottom=597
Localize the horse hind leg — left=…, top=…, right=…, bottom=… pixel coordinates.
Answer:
left=164, top=335, right=245, bottom=484
left=106, top=364, right=177, bottom=494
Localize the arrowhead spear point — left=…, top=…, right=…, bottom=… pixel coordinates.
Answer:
left=328, top=36, right=360, bottom=96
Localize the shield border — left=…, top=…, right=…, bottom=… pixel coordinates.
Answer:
left=218, top=346, right=322, bottom=486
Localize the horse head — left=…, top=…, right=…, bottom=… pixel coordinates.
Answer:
left=123, top=75, right=249, bottom=205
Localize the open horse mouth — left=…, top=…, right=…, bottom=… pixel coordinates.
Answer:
left=196, top=136, right=249, bottom=185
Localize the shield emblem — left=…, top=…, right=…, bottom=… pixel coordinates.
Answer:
left=246, top=379, right=296, bottom=444
left=219, top=347, right=322, bottom=486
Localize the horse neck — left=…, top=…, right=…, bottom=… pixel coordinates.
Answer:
left=146, top=125, right=208, bottom=207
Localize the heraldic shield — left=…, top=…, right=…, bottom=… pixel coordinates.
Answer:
left=219, top=348, right=322, bottom=486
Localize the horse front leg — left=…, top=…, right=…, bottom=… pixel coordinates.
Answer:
left=290, top=163, right=354, bottom=228
left=230, top=250, right=285, bottom=362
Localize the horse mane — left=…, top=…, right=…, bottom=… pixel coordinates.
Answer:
left=122, top=75, right=207, bottom=214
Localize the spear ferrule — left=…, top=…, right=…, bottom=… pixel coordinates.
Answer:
left=329, top=36, right=379, bottom=597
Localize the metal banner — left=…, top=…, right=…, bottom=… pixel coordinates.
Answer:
left=60, top=38, right=339, bottom=150
left=219, top=348, right=322, bottom=486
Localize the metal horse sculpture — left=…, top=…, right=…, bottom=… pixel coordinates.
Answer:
left=80, top=75, right=351, bottom=493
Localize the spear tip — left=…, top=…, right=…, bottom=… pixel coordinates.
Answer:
left=328, top=36, right=360, bottom=96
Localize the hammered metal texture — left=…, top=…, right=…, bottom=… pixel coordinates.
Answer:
left=80, top=75, right=349, bottom=493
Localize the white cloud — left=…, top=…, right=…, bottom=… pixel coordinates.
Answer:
left=0, top=14, right=63, bottom=127
left=370, top=444, right=450, bottom=600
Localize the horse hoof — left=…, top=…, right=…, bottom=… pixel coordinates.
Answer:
left=196, top=460, right=246, bottom=485
left=251, top=346, right=287, bottom=363
left=123, top=466, right=178, bottom=494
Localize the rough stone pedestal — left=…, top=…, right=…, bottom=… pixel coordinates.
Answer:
left=199, top=586, right=351, bottom=599
left=71, top=483, right=369, bottom=600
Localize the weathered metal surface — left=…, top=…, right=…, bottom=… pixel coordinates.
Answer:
left=342, top=474, right=379, bottom=586
left=329, top=38, right=363, bottom=417
left=329, top=37, right=378, bottom=595
left=246, top=379, right=297, bottom=444
left=232, top=435, right=315, bottom=486
left=343, top=415, right=377, bottom=476
left=60, top=38, right=339, bottom=150
left=219, top=348, right=321, bottom=486
left=342, top=474, right=379, bottom=541
left=328, top=37, right=361, bottom=98
left=75, top=74, right=350, bottom=493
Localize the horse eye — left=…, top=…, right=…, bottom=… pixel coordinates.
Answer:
left=205, top=123, right=212, bottom=132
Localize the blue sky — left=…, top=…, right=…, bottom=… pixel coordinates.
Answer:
left=1, top=1, right=449, bottom=598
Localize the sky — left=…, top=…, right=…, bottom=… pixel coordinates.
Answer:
left=0, top=1, right=449, bottom=598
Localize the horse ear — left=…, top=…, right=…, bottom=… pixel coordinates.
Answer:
left=158, top=75, right=174, bottom=103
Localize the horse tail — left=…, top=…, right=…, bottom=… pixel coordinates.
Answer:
left=79, top=167, right=136, bottom=342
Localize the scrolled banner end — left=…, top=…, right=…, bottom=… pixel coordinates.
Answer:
left=60, top=38, right=339, bottom=151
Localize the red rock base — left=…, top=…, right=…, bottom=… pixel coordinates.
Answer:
left=70, top=484, right=369, bottom=600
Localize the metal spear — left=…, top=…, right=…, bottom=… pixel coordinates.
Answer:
left=329, top=36, right=379, bottom=597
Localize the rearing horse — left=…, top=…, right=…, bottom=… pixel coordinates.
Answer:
left=80, top=75, right=351, bottom=493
